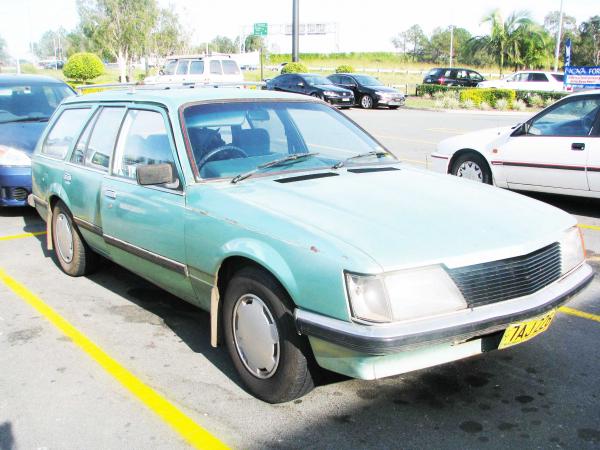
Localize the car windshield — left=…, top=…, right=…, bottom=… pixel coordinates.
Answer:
left=352, top=75, right=383, bottom=86
left=0, top=82, right=74, bottom=124
left=183, top=101, right=395, bottom=181
left=303, top=76, right=333, bottom=86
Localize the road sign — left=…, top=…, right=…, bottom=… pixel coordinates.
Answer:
left=254, top=23, right=268, bottom=36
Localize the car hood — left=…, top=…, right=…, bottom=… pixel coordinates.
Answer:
left=221, top=166, right=574, bottom=271
left=437, top=126, right=514, bottom=155
left=315, top=84, right=352, bottom=93
left=0, top=121, right=47, bottom=154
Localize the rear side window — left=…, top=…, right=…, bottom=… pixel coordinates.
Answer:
left=529, top=73, right=548, bottom=82
left=552, top=74, right=564, bottom=82
left=42, top=108, right=90, bottom=159
left=210, top=60, right=222, bottom=75
left=72, top=107, right=125, bottom=172
left=190, top=61, right=204, bottom=75
left=222, top=60, right=240, bottom=75
left=113, top=109, right=179, bottom=189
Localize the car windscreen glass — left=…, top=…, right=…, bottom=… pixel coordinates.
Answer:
left=183, top=101, right=394, bottom=181
left=303, top=76, right=332, bottom=86
left=352, top=75, right=383, bottom=86
left=163, top=60, right=177, bottom=75
left=0, top=83, right=74, bottom=123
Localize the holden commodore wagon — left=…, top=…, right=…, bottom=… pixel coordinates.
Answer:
left=29, top=87, right=592, bottom=403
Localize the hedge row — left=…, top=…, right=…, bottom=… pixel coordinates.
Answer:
left=416, top=84, right=466, bottom=96
left=459, top=88, right=516, bottom=107
left=514, top=90, right=569, bottom=106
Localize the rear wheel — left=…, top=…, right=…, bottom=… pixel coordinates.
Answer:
left=52, top=201, right=99, bottom=276
left=360, top=94, right=374, bottom=109
left=222, top=266, right=315, bottom=403
left=451, top=152, right=493, bottom=185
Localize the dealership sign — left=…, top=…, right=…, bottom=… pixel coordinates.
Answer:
left=564, top=66, right=600, bottom=89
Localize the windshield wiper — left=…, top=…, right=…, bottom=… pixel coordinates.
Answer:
left=0, top=116, right=51, bottom=124
left=331, top=150, right=392, bottom=169
left=231, top=152, right=319, bottom=184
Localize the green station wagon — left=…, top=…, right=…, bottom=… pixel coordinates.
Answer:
left=30, top=87, right=592, bottom=403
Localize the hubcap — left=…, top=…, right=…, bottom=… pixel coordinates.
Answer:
left=361, top=96, right=372, bottom=108
left=456, top=161, right=484, bottom=182
left=55, top=213, right=74, bottom=263
left=232, top=294, right=280, bottom=379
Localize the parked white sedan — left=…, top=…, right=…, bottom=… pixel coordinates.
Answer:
left=478, top=71, right=566, bottom=92
left=431, top=90, right=600, bottom=198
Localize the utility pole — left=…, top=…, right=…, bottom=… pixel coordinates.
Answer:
left=449, top=25, right=454, bottom=68
left=292, top=0, right=299, bottom=62
left=554, top=0, right=564, bottom=72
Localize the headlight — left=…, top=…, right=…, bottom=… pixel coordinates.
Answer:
left=0, top=146, right=31, bottom=167
left=560, top=226, right=585, bottom=275
left=345, top=266, right=467, bottom=323
left=323, top=91, right=338, bottom=96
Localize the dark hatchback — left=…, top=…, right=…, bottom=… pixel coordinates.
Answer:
left=423, top=68, right=485, bottom=87
left=328, top=73, right=405, bottom=109
left=0, top=74, right=74, bottom=206
left=265, top=73, right=355, bottom=108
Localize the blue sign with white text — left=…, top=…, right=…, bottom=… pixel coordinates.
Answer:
left=564, top=66, right=600, bottom=89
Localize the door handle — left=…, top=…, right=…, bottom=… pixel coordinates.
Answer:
left=63, top=172, right=72, bottom=183
left=104, top=189, right=117, bottom=199
left=571, top=143, right=585, bottom=151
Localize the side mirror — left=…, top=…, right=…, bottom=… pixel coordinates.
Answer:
left=159, top=69, right=164, bottom=75
left=136, top=163, right=174, bottom=185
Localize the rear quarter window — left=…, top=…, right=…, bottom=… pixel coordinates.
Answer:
left=222, top=60, right=240, bottom=75
left=42, top=108, right=91, bottom=159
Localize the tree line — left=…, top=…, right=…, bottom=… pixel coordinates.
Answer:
left=392, top=10, right=600, bottom=73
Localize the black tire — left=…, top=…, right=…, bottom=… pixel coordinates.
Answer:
left=451, top=152, right=493, bottom=185
left=51, top=201, right=99, bottom=276
left=222, top=266, right=315, bottom=403
left=360, top=94, right=374, bottom=109
left=310, top=92, right=322, bottom=100
left=388, top=105, right=400, bottom=110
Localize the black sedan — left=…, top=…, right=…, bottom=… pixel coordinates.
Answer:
left=328, top=73, right=405, bottom=109
left=422, top=68, right=485, bottom=87
left=265, top=74, right=355, bottom=108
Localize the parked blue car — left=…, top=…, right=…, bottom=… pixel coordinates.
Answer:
left=0, top=74, right=74, bottom=206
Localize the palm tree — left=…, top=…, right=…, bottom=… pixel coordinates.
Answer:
left=469, top=9, right=537, bottom=75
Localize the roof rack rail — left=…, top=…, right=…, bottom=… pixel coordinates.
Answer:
left=76, top=81, right=266, bottom=95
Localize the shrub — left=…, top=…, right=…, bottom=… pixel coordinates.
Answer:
left=515, top=90, right=568, bottom=107
left=495, top=98, right=509, bottom=110
left=416, top=84, right=465, bottom=97
left=461, top=99, right=475, bottom=109
left=459, top=88, right=516, bottom=108
left=63, top=53, right=104, bottom=82
left=281, top=62, right=308, bottom=74
left=544, top=97, right=556, bottom=108
left=335, top=64, right=355, bottom=73
left=480, top=101, right=491, bottom=111
left=529, top=94, right=545, bottom=108
left=512, top=99, right=527, bottom=111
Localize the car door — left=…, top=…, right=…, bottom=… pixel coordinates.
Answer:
left=468, top=71, right=484, bottom=87
left=527, top=73, right=551, bottom=91
left=101, top=106, right=195, bottom=301
left=499, top=95, right=600, bottom=192
left=455, top=70, right=468, bottom=86
left=208, top=60, right=224, bottom=82
left=341, top=76, right=359, bottom=97
left=173, top=60, right=190, bottom=83
left=187, top=60, right=205, bottom=82
left=585, top=99, right=600, bottom=193
left=64, top=105, right=126, bottom=256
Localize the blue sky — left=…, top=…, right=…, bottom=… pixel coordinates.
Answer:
left=0, top=0, right=596, bottom=57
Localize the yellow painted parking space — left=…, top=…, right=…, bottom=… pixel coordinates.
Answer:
left=559, top=306, right=600, bottom=323
left=579, top=223, right=600, bottom=232
left=374, top=134, right=438, bottom=145
left=0, top=268, right=228, bottom=450
left=0, top=231, right=46, bottom=241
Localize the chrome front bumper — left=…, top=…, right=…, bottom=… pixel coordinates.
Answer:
left=296, top=263, right=593, bottom=355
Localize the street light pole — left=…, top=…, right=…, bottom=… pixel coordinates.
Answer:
left=554, top=0, right=564, bottom=72
left=292, top=0, right=299, bottom=62
left=449, top=25, right=454, bottom=68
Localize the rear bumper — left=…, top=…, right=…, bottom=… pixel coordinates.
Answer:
left=0, top=166, right=31, bottom=207
left=296, top=263, right=593, bottom=356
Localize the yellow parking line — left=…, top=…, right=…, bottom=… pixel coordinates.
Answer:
left=579, top=224, right=600, bottom=232
left=0, top=231, right=46, bottom=241
left=0, top=268, right=228, bottom=450
left=374, top=134, right=438, bottom=145
left=559, top=306, right=600, bottom=323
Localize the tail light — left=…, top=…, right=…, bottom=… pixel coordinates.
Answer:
left=438, top=77, right=445, bottom=85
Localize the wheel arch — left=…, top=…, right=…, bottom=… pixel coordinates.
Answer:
left=448, top=148, right=492, bottom=175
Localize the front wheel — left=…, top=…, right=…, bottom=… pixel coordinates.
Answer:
left=451, top=152, right=493, bottom=185
left=222, top=266, right=315, bottom=403
left=388, top=105, right=400, bottom=110
left=360, top=94, right=374, bottom=109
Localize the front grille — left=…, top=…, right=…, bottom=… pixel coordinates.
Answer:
left=9, top=187, right=29, bottom=201
left=447, top=243, right=562, bottom=307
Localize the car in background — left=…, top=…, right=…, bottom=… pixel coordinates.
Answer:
left=477, top=71, right=565, bottom=92
left=41, top=60, right=65, bottom=70
left=327, top=73, right=405, bottom=109
left=430, top=90, right=600, bottom=198
left=0, top=74, right=74, bottom=207
left=423, top=68, right=485, bottom=87
left=144, top=56, right=243, bottom=84
left=29, top=86, right=592, bottom=403
left=265, top=73, right=354, bottom=108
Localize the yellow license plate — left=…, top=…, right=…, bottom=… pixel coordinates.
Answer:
left=498, top=310, right=556, bottom=349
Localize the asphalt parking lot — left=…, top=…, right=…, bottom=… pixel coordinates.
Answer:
left=1, top=108, right=599, bottom=450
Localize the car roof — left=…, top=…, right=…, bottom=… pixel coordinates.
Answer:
left=62, top=87, right=313, bottom=109
left=430, top=67, right=479, bottom=71
left=0, top=74, right=69, bottom=85
left=566, top=89, right=600, bottom=98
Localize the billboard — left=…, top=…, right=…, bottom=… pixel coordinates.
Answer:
left=564, top=66, right=600, bottom=89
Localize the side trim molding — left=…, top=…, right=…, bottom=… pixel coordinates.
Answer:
left=103, top=234, right=188, bottom=277
left=73, top=217, right=103, bottom=236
